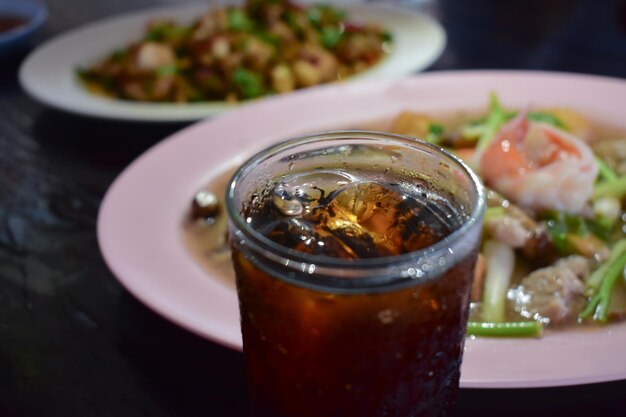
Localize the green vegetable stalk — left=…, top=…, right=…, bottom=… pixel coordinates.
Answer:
left=595, top=157, right=618, bottom=183
left=593, top=176, right=626, bottom=200
left=426, top=123, right=444, bottom=145
left=593, top=156, right=626, bottom=200
left=475, top=93, right=507, bottom=152
left=481, top=239, right=516, bottom=323
left=466, top=321, right=543, bottom=338
left=580, top=239, right=626, bottom=323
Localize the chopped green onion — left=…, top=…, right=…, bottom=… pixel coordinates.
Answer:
left=307, top=6, right=322, bottom=26
left=527, top=111, right=566, bottom=129
left=228, top=9, right=253, bottom=31
left=156, top=64, right=177, bottom=77
left=254, top=31, right=280, bottom=47
left=307, top=5, right=345, bottom=27
left=145, top=24, right=188, bottom=41
left=109, top=49, right=128, bottom=63
left=467, top=321, right=543, bottom=338
left=320, top=27, right=343, bottom=49
left=233, top=67, right=265, bottom=99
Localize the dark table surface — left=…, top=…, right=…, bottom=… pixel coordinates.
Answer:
left=2, top=0, right=626, bottom=416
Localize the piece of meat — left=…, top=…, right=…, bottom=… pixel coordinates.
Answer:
left=485, top=189, right=560, bottom=267
left=507, top=256, right=591, bottom=326
left=135, top=42, right=176, bottom=71
left=484, top=215, right=531, bottom=248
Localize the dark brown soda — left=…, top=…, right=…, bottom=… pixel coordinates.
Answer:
left=232, top=176, right=477, bottom=417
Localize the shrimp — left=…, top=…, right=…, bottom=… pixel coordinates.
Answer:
left=480, top=112, right=597, bottom=215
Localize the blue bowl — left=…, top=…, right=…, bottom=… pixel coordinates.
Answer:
left=0, top=0, right=47, bottom=56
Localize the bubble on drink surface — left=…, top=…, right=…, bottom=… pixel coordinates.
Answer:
left=272, top=184, right=304, bottom=216
left=272, top=170, right=354, bottom=217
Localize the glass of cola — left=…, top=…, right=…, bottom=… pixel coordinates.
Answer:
left=226, top=130, right=485, bottom=417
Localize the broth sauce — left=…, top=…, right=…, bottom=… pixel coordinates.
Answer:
left=182, top=167, right=236, bottom=289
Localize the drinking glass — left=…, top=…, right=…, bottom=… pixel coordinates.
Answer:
left=226, top=130, right=485, bottom=417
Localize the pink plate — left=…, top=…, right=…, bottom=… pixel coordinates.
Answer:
left=97, top=70, right=626, bottom=388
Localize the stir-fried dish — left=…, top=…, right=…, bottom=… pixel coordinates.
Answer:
left=77, top=0, right=392, bottom=103
left=388, top=94, right=626, bottom=337
left=185, top=93, right=626, bottom=338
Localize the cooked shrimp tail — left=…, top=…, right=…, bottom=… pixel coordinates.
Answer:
left=480, top=112, right=598, bottom=215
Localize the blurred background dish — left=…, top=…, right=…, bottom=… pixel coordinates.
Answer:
left=0, top=0, right=47, bottom=57
left=18, top=1, right=445, bottom=122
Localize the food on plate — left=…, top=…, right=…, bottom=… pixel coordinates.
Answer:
left=184, top=93, right=626, bottom=338
left=388, top=94, right=626, bottom=337
left=76, top=0, right=392, bottom=103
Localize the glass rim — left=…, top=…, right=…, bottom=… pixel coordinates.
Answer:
left=225, top=130, right=485, bottom=278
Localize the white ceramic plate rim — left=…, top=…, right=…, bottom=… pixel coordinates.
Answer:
left=18, top=1, right=445, bottom=122
left=97, top=70, right=626, bottom=388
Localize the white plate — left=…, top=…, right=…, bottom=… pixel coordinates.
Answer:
left=97, top=70, right=626, bottom=388
left=18, top=1, right=445, bottom=122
